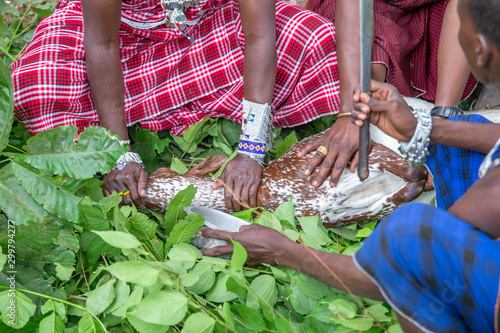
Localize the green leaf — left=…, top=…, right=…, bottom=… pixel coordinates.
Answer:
left=328, top=299, right=357, bottom=319
left=163, top=184, right=197, bottom=233
left=182, top=117, right=210, bottom=144
left=170, top=157, right=188, bottom=174
left=55, top=263, right=75, bottom=281
left=249, top=275, right=278, bottom=308
left=329, top=224, right=359, bottom=241
left=172, top=135, right=197, bottom=155
left=273, top=198, right=296, bottom=229
left=130, top=291, right=188, bottom=326
left=0, top=291, right=36, bottom=329
left=0, top=63, right=14, bottom=156
left=78, top=312, right=102, bottom=333
left=297, top=216, right=331, bottom=245
left=166, top=213, right=205, bottom=250
left=56, top=228, right=80, bottom=252
left=127, top=212, right=158, bottom=241
left=221, top=119, right=241, bottom=146
left=292, top=273, right=333, bottom=301
left=92, top=230, right=142, bottom=249
left=130, top=128, right=161, bottom=173
left=213, top=138, right=233, bottom=156
left=236, top=304, right=266, bottom=332
left=104, top=261, right=159, bottom=287
left=105, top=280, right=130, bottom=314
left=22, top=125, right=128, bottom=179
left=341, top=242, right=361, bottom=256
left=127, top=315, right=170, bottom=333
left=85, top=280, right=115, bottom=316
left=256, top=211, right=283, bottom=233
left=274, top=316, right=292, bottom=333
left=356, top=227, right=373, bottom=238
left=289, top=278, right=317, bottom=315
left=0, top=248, right=6, bottom=272
left=12, top=162, right=83, bottom=223
left=0, top=220, right=58, bottom=261
left=365, top=303, right=392, bottom=322
left=330, top=315, right=374, bottom=331
left=388, top=324, right=404, bottom=333
left=168, top=243, right=202, bottom=270
left=0, top=168, right=50, bottom=224
left=112, top=286, right=143, bottom=318
left=275, top=131, right=298, bottom=159
left=39, top=311, right=64, bottom=333
left=220, top=302, right=235, bottom=329
left=230, top=238, right=247, bottom=272
left=186, top=263, right=216, bottom=294
left=41, top=299, right=65, bottom=317
left=182, top=312, right=216, bottom=333
left=206, top=273, right=237, bottom=303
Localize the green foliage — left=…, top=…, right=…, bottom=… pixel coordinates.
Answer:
left=0, top=18, right=401, bottom=331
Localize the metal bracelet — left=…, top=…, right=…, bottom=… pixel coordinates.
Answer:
left=113, top=152, right=146, bottom=171
left=238, top=99, right=272, bottom=165
left=479, top=137, right=500, bottom=178
left=399, top=108, right=433, bottom=167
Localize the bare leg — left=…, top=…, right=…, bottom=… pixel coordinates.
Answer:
left=435, top=0, right=471, bottom=107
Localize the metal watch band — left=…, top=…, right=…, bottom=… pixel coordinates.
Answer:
left=113, top=152, right=146, bottom=171
left=430, top=106, right=463, bottom=118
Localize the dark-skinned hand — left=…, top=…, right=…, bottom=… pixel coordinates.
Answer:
left=103, top=162, right=148, bottom=208
left=200, top=224, right=292, bottom=266
left=351, top=80, right=417, bottom=142
left=212, top=153, right=263, bottom=211
left=297, top=116, right=361, bottom=188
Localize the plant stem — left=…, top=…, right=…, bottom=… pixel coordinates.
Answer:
left=0, top=286, right=108, bottom=333
left=0, top=45, right=16, bottom=62
left=6, top=4, right=32, bottom=52
left=6, top=144, right=27, bottom=154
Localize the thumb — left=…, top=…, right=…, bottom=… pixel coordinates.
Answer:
left=212, top=173, right=226, bottom=190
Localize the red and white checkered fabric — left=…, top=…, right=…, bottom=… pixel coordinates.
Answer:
left=12, top=0, right=340, bottom=136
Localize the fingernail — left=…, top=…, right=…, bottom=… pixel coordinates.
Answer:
left=198, top=231, right=202, bottom=235
left=330, top=181, right=335, bottom=187
left=304, top=169, right=310, bottom=176
left=312, top=180, right=318, bottom=187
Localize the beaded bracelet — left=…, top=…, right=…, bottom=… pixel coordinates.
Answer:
left=238, top=99, right=272, bottom=167
left=478, top=137, right=500, bottom=178
left=399, top=108, right=433, bottom=167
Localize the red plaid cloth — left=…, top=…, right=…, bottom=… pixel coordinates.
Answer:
left=12, top=0, right=340, bottom=135
left=307, top=0, right=477, bottom=102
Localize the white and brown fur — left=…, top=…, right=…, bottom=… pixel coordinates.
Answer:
left=145, top=98, right=500, bottom=228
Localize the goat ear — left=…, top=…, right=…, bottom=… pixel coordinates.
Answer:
left=187, top=154, right=228, bottom=176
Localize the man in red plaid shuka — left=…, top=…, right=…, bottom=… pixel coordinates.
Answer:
left=12, top=0, right=341, bottom=209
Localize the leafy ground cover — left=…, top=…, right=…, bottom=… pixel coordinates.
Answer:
left=0, top=2, right=406, bottom=332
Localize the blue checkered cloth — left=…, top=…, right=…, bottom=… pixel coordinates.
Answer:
left=354, top=203, right=500, bottom=332
left=425, top=114, right=492, bottom=210
left=354, top=115, right=500, bottom=332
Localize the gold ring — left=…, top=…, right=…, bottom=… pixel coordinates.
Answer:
left=317, top=145, right=328, bottom=156
left=336, top=112, right=352, bottom=118
left=118, top=189, right=130, bottom=197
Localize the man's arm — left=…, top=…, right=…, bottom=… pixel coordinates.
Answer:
left=212, top=0, right=277, bottom=211
left=82, top=0, right=148, bottom=207
left=351, top=81, right=500, bottom=154
left=201, top=225, right=384, bottom=301
left=81, top=0, right=127, bottom=140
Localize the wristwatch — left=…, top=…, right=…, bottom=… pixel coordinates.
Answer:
left=114, top=152, right=145, bottom=170
left=430, top=106, right=463, bottom=118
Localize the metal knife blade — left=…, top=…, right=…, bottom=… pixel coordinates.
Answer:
left=184, top=206, right=251, bottom=232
